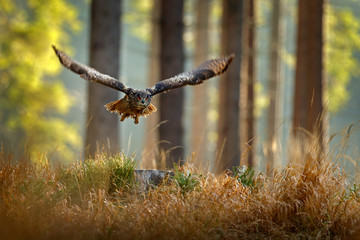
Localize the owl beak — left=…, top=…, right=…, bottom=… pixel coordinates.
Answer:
left=141, top=100, right=145, bottom=104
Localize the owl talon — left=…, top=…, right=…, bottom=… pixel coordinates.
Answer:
left=120, top=114, right=129, bottom=121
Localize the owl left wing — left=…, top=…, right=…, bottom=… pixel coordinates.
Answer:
left=146, top=54, right=234, bottom=96
left=52, top=45, right=131, bottom=94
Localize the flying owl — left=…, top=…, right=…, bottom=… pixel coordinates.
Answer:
left=52, top=46, right=234, bottom=124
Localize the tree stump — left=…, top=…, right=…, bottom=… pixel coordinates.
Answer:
left=134, top=170, right=174, bottom=192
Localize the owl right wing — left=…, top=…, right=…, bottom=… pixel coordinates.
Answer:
left=52, top=45, right=131, bottom=94
left=146, top=54, right=234, bottom=96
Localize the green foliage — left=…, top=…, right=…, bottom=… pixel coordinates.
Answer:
left=325, top=5, right=360, bottom=112
left=108, top=154, right=137, bottom=192
left=232, top=166, right=256, bottom=189
left=124, top=0, right=153, bottom=42
left=173, top=164, right=201, bottom=197
left=348, top=183, right=360, bottom=199
left=58, top=153, right=137, bottom=200
left=0, top=0, right=81, bottom=160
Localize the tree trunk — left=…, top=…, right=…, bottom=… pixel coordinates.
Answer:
left=142, top=0, right=161, bottom=169
left=293, top=0, right=326, bottom=150
left=215, top=0, right=244, bottom=174
left=245, top=0, right=256, bottom=168
left=159, top=0, right=185, bottom=169
left=267, top=0, right=284, bottom=171
left=85, top=0, right=121, bottom=157
left=191, top=0, right=211, bottom=168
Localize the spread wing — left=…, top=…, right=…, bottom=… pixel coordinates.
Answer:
left=52, top=45, right=131, bottom=94
left=146, top=54, right=234, bottom=96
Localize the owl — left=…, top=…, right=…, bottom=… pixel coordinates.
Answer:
left=53, top=46, right=234, bottom=124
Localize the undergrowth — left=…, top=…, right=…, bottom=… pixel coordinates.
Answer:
left=173, top=163, right=202, bottom=197
left=0, top=145, right=360, bottom=239
left=232, top=165, right=257, bottom=189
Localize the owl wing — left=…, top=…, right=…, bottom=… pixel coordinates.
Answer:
left=146, top=54, right=234, bottom=96
left=52, top=45, right=131, bottom=94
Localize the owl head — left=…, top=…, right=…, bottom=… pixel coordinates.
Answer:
left=129, top=89, right=153, bottom=109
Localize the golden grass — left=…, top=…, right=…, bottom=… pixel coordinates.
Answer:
left=1, top=145, right=360, bottom=239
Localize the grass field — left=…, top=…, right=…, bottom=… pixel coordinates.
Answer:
left=1, top=141, right=360, bottom=239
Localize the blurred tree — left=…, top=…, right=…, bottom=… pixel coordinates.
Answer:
left=85, top=0, right=121, bottom=156
left=280, top=3, right=360, bottom=114
left=159, top=0, right=185, bottom=168
left=142, top=0, right=160, bottom=169
left=216, top=0, right=244, bottom=173
left=191, top=0, right=211, bottom=168
left=244, top=0, right=256, bottom=168
left=0, top=0, right=81, bottom=160
left=293, top=0, right=326, bottom=149
left=266, top=0, right=284, bottom=171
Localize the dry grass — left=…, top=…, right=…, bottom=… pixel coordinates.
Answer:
left=1, top=144, right=360, bottom=239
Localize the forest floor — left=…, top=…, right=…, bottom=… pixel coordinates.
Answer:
left=1, top=141, right=360, bottom=239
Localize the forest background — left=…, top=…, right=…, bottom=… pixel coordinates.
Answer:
left=1, top=0, right=360, bottom=178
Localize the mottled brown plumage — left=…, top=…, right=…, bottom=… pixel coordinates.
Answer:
left=104, top=96, right=157, bottom=124
left=52, top=45, right=234, bottom=124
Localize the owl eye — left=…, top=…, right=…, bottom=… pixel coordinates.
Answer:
left=137, top=97, right=141, bottom=100
left=145, top=98, right=148, bottom=101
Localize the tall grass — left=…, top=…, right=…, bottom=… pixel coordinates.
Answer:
left=1, top=142, right=360, bottom=239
